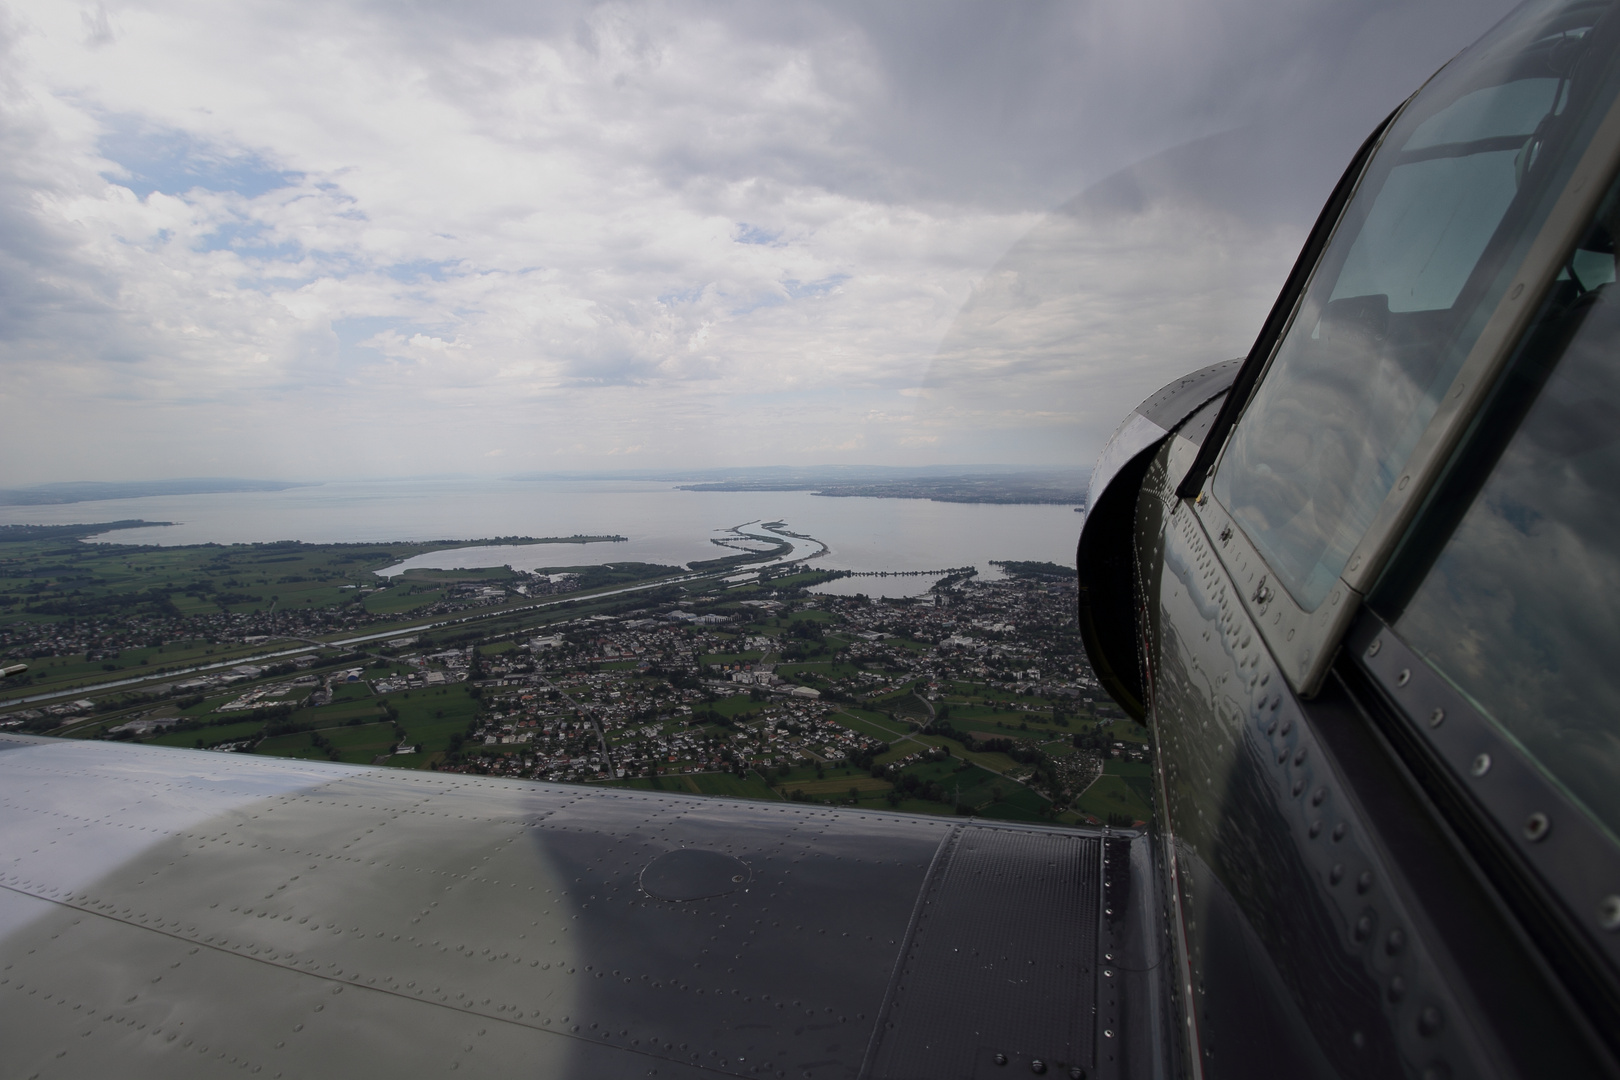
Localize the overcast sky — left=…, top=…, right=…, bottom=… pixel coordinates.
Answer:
left=0, top=0, right=1516, bottom=483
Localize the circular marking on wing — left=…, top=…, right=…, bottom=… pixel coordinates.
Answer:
left=638, top=849, right=751, bottom=902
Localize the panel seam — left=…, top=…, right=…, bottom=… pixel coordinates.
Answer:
left=856, top=822, right=962, bottom=1080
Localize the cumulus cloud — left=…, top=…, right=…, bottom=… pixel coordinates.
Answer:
left=0, top=0, right=1514, bottom=482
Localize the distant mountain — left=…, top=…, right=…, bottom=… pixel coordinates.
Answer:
left=0, top=479, right=317, bottom=506
left=506, top=465, right=1085, bottom=506
left=674, top=472, right=1086, bottom=506
left=507, top=463, right=1079, bottom=482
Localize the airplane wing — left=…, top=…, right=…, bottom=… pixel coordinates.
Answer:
left=0, top=734, right=1164, bottom=1079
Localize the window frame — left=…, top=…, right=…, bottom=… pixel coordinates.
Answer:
left=1348, top=610, right=1620, bottom=1017
left=1189, top=81, right=1620, bottom=698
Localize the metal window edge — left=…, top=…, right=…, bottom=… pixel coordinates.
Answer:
left=1349, top=613, right=1620, bottom=991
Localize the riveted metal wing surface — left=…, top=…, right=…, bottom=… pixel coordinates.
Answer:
left=0, top=735, right=1164, bottom=1080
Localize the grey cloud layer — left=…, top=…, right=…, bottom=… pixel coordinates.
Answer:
left=0, top=0, right=1514, bottom=482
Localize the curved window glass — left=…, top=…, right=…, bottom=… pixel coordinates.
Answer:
left=1213, top=0, right=1620, bottom=609
left=1395, top=181, right=1620, bottom=842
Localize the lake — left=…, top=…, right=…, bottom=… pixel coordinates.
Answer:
left=0, top=479, right=1083, bottom=597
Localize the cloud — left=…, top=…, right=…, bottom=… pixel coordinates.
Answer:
left=0, top=0, right=1515, bottom=482
left=913, top=125, right=1316, bottom=463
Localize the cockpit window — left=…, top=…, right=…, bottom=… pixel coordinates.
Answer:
left=1331, top=78, right=1561, bottom=314
left=1393, top=181, right=1620, bottom=845
left=1212, top=2, right=1619, bottom=609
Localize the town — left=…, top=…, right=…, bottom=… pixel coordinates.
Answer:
left=0, top=530, right=1152, bottom=826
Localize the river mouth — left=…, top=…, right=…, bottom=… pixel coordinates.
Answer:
left=375, top=518, right=830, bottom=578
left=3, top=480, right=1079, bottom=597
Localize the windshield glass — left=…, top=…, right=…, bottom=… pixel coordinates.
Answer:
left=1213, top=0, right=1620, bottom=609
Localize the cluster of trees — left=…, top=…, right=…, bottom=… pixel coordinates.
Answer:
left=889, top=769, right=953, bottom=804
left=848, top=743, right=888, bottom=773
left=306, top=730, right=341, bottom=761
left=781, top=618, right=836, bottom=661
left=971, top=736, right=1045, bottom=765
left=1070, top=724, right=1118, bottom=752
left=436, top=716, right=483, bottom=766
left=22, top=588, right=181, bottom=618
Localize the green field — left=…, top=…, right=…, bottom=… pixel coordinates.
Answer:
left=254, top=731, right=330, bottom=760
left=120, top=679, right=483, bottom=768
left=1072, top=759, right=1153, bottom=824
left=769, top=761, right=869, bottom=786
left=298, top=699, right=388, bottom=725
left=363, top=584, right=449, bottom=615
left=254, top=721, right=399, bottom=764
left=971, top=786, right=1050, bottom=822
left=386, top=687, right=481, bottom=738
left=784, top=609, right=838, bottom=625
left=325, top=722, right=400, bottom=763
left=783, top=775, right=890, bottom=797
left=329, top=681, right=375, bottom=702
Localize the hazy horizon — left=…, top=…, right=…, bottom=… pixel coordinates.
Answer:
left=2, top=461, right=1088, bottom=487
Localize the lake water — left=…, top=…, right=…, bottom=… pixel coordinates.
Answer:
left=0, top=479, right=1082, bottom=597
